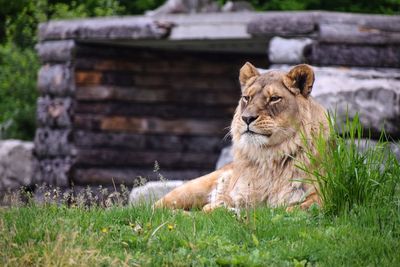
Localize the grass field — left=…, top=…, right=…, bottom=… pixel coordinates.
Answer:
left=1, top=204, right=399, bottom=266
left=1, top=116, right=400, bottom=266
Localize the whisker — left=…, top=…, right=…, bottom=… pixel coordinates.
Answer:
left=222, top=131, right=232, bottom=142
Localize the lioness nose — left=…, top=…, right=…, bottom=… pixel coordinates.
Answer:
left=242, top=115, right=258, bottom=125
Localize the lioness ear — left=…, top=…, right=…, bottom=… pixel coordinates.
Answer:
left=283, top=64, right=315, bottom=97
left=239, top=62, right=260, bottom=88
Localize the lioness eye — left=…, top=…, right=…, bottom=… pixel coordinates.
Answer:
left=270, top=96, right=281, bottom=102
left=242, top=96, right=250, bottom=103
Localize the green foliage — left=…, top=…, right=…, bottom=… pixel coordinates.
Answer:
left=0, top=0, right=127, bottom=140
left=0, top=43, right=39, bottom=140
left=220, top=0, right=400, bottom=14
left=118, top=0, right=166, bottom=15
left=4, top=0, right=125, bottom=49
left=0, top=204, right=399, bottom=266
left=299, top=113, right=400, bottom=229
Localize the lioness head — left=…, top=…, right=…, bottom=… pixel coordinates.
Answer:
left=232, top=62, right=316, bottom=149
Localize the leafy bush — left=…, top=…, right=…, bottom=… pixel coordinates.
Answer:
left=219, top=0, right=400, bottom=14
left=0, top=0, right=127, bottom=140
left=0, top=43, right=39, bottom=140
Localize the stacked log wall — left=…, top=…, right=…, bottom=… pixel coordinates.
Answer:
left=34, top=11, right=400, bottom=188
left=34, top=40, right=77, bottom=187
left=65, top=44, right=266, bottom=186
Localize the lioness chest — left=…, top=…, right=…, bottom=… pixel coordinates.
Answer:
left=215, top=160, right=308, bottom=208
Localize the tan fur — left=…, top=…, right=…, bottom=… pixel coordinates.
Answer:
left=154, top=63, right=328, bottom=211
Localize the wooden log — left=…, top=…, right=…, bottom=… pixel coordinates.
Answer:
left=74, top=115, right=229, bottom=135
left=76, top=85, right=239, bottom=105
left=75, top=71, right=102, bottom=85
left=74, top=57, right=239, bottom=75
left=74, top=43, right=268, bottom=67
left=248, top=11, right=400, bottom=38
left=248, top=12, right=316, bottom=37
left=305, top=43, right=400, bottom=68
left=33, top=157, right=73, bottom=187
left=318, top=23, right=400, bottom=45
left=38, top=17, right=170, bottom=41
left=72, top=167, right=211, bottom=185
left=36, top=40, right=76, bottom=62
left=318, top=12, right=400, bottom=33
left=34, top=128, right=75, bottom=157
left=75, top=58, right=143, bottom=72
left=75, top=102, right=235, bottom=119
left=38, top=64, right=75, bottom=96
left=73, top=130, right=229, bottom=152
left=37, top=96, right=73, bottom=128
left=73, top=115, right=101, bottom=131
left=75, top=148, right=220, bottom=169
left=75, top=70, right=239, bottom=90
left=74, top=43, right=161, bottom=59
left=73, top=116, right=230, bottom=135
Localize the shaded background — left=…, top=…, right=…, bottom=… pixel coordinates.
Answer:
left=0, top=0, right=399, bottom=141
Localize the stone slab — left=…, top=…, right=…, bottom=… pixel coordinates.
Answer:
left=270, top=65, right=400, bottom=138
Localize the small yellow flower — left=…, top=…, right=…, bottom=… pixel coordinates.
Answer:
left=167, top=224, right=174, bottom=231
left=101, top=227, right=109, bottom=233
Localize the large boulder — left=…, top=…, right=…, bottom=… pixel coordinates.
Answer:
left=268, top=37, right=313, bottom=64
left=129, top=145, right=234, bottom=205
left=269, top=65, right=400, bottom=138
left=0, top=140, right=34, bottom=192
left=129, top=180, right=184, bottom=205
left=216, top=146, right=233, bottom=169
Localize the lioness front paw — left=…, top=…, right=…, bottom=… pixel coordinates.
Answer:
left=202, top=201, right=227, bottom=213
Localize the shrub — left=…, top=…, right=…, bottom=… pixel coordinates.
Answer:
left=218, top=0, right=400, bottom=14
left=0, top=43, right=39, bottom=140
left=0, top=0, right=126, bottom=140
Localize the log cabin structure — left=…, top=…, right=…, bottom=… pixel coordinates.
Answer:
left=34, top=11, right=400, bottom=188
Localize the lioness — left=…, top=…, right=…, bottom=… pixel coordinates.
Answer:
left=155, top=63, right=329, bottom=211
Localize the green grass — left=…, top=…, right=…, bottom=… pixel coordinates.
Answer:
left=1, top=204, right=399, bottom=266
left=1, top=115, right=400, bottom=266
left=299, top=114, right=400, bottom=224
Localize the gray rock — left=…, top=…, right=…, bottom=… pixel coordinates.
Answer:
left=129, top=180, right=184, bottom=205
left=356, top=139, right=400, bottom=161
left=270, top=65, right=400, bottom=138
left=268, top=37, right=312, bottom=64
left=216, top=146, right=233, bottom=169
left=0, top=140, right=34, bottom=192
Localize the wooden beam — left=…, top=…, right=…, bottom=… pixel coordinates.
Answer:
left=75, top=148, right=220, bottom=169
